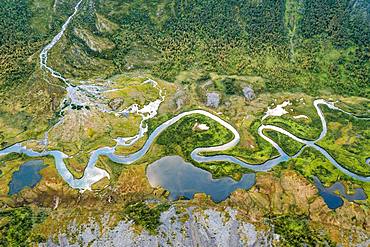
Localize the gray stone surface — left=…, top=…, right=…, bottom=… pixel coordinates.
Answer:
left=242, top=86, right=255, bottom=101
left=174, top=89, right=186, bottom=110
left=206, top=92, right=220, bottom=108
left=41, top=207, right=274, bottom=247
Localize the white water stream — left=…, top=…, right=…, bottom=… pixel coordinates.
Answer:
left=39, top=0, right=83, bottom=85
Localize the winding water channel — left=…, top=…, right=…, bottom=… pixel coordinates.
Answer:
left=1, top=0, right=369, bottom=192
left=1, top=99, right=369, bottom=190
left=39, top=0, right=83, bottom=86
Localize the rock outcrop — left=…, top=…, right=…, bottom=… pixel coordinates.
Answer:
left=206, top=92, right=220, bottom=108
left=40, top=207, right=274, bottom=247
left=242, top=86, right=255, bottom=101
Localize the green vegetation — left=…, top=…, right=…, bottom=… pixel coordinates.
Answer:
left=0, top=153, right=28, bottom=164
left=156, top=114, right=233, bottom=158
left=261, top=97, right=326, bottom=140
left=0, top=0, right=68, bottom=87
left=215, top=78, right=240, bottom=96
left=0, top=0, right=42, bottom=88
left=153, top=114, right=280, bottom=179
left=265, top=130, right=304, bottom=156
left=318, top=106, right=370, bottom=177
left=0, top=207, right=48, bottom=246
left=207, top=119, right=279, bottom=164
left=71, top=0, right=370, bottom=97
left=18, top=0, right=366, bottom=98
left=154, top=114, right=259, bottom=179
left=1, top=0, right=369, bottom=147
left=123, top=202, right=170, bottom=234
left=283, top=148, right=350, bottom=185
left=147, top=113, right=174, bottom=134
left=0, top=0, right=369, bottom=245
left=264, top=114, right=322, bottom=141
left=0, top=0, right=68, bottom=147
left=195, top=161, right=252, bottom=181
left=279, top=147, right=370, bottom=202
left=272, top=215, right=335, bottom=246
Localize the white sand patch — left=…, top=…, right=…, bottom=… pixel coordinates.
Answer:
left=293, top=115, right=309, bottom=119
left=193, top=123, right=210, bottom=131
left=262, top=100, right=291, bottom=120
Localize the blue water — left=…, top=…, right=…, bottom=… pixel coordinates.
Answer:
left=318, top=190, right=344, bottom=210
left=146, top=156, right=256, bottom=202
left=8, top=160, right=47, bottom=195
left=313, top=176, right=367, bottom=210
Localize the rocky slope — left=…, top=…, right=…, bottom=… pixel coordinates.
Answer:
left=41, top=207, right=275, bottom=247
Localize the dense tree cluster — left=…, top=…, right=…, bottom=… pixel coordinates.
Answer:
left=300, top=0, right=370, bottom=47
left=0, top=0, right=40, bottom=89
left=1, top=0, right=369, bottom=97
left=272, top=215, right=335, bottom=246
left=123, top=202, right=170, bottom=234
left=0, top=207, right=47, bottom=246
left=0, top=0, right=77, bottom=90
left=91, top=0, right=369, bottom=97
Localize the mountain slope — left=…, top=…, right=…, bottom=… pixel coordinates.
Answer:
left=0, top=0, right=369, bottom=145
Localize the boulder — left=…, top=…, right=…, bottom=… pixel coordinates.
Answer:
left=206, top=92, right=220, bottom=108
left=242, top=86, right=255, bottom=101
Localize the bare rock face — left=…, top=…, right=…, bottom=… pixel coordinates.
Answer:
left=242, top=86, right=255, bottom=101
left=176, top=98, right=184, bottom=110
left=73, top=28, right=115, bottom=53
left=206, top=92, right=220, bottom=108
left=173, top=89, right=186, bottom=110
left=41, top=207, right=274, bottom=247
left=95, top=14, right=119, bottom=33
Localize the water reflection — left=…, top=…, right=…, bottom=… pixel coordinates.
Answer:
left=313, top=176, right=367, bottom=210
left=8, top=160, right=47, bottom=195
left=147, top=156, right=256, bottom=202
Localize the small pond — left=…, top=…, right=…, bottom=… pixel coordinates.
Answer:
left=146, top=156, right=256, bottom=202
left=313, top=176, right=367, bottom=210
left=8, top=160, right=47, bottom=195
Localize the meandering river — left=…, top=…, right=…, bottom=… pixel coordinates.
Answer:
left=1, top=98, right=369, bottom=190
left=1, top=0, right=369, bottom=191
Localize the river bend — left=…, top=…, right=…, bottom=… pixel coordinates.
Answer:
left=2, top=0, right=368, bottom=190
left=0, top=99, right=369, bottom=190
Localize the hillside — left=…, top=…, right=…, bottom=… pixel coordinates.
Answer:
left=1, top=0, right=369, bottom=144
